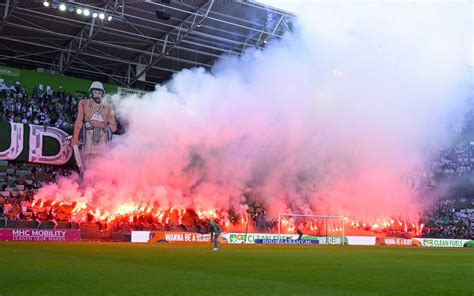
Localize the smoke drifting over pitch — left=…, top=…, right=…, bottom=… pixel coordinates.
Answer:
left=38, top=2, right=472, bottom=222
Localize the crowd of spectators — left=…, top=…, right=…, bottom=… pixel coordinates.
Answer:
left=0, top=78, right=79, bottom=131
left=422, top=198, right=474, bottom=239
left=0, top=156, right=210, bottom=233
left=430, top=141, right=474, bottom=177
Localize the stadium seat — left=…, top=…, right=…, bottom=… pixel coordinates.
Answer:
left=16, top=170, right=31, bottom=177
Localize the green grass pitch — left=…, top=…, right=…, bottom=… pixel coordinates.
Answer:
left=0, top=242, right=472, bottom=295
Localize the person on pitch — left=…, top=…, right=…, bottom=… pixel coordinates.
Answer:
left=209, top=219, right=222, bottom=251
left=72, top=81, right=117, bottom=166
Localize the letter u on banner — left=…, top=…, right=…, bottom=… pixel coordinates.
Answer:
left=0, top=122, right=23, bottom=160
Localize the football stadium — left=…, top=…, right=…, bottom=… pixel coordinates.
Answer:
left=0, top=0, right=473, bottom=295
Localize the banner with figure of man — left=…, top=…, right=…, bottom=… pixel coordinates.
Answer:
left=72, top=81, right=117, bottom=168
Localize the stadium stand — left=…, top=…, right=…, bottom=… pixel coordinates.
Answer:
left=422, top=198, right=474, bottom=239
left=431, top=141, right=474, bottom=177
left=0, top=79, right=473, bottom=240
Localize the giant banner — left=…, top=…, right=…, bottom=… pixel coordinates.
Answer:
left=0, top=121, right=73, bottom=165
left=0, top=228, right=80, bottom=242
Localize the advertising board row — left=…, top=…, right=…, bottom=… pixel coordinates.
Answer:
left=131, top=231, right=473, bottom=248
left=2, top=229, right=470, bottom=247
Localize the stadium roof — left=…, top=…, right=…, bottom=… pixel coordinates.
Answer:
left=0, top=0, right=294, bottom=89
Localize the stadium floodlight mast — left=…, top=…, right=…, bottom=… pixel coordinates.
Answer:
left=277, top=213, right=345, bottom=245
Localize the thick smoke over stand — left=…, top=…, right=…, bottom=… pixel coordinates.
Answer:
left=38, top=2, right=471, bottom=223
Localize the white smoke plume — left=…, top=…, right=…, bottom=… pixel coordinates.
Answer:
left=38, top=1, right=472, bottom=222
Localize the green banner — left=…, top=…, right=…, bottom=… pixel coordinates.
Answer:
left=0, top=66, right=20, bottom=77
left=0, top=66, right=117, bottom=96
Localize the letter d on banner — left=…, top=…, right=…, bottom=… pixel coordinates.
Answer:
left=28, top=125, right=73, bottom=165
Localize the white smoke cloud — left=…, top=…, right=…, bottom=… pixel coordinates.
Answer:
left=38, top=1, right=472, bottom=222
